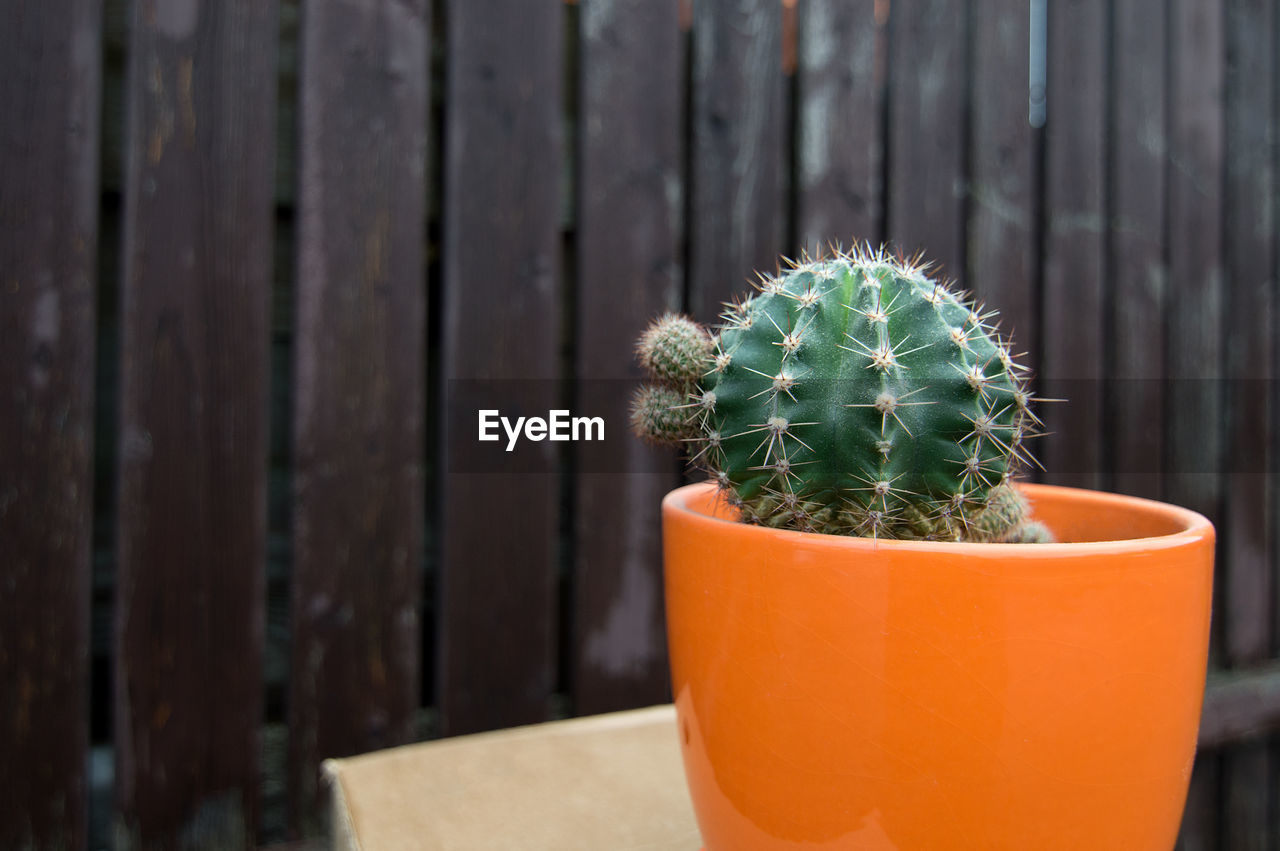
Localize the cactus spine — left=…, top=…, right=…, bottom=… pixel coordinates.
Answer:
left=632, top=246, right=1049, bottom=542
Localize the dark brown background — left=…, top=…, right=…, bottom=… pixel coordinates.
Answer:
left=3, top=0, right=1278, bottom=847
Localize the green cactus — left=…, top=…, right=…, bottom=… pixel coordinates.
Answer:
left=632, top=246, right=1050, bottom=542
left=636, top=313, right=713, bottom=390
left=629, top=383, right=700, bottom=446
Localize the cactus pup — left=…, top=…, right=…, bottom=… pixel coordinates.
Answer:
left=632, top=245, right=1051, bottom=542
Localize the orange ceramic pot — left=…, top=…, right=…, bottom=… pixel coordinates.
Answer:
left=663, top=481, right=1214, bottom=851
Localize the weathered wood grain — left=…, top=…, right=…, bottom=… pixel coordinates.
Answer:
left=115, top=1, right=276, bottom=847
left=1166, top=0, right=1228, bottom=840
left=438, top=0, right=563, bottom=736
left=1222, top=0, right=1275, bottom=681
left=968, top=4, right=1036, bottom=378
left=101, top=0, right=299, bottom=208
left=1165, top=0, right=1225, bottom=523
left=1221, top=0, right=1275, bottom=846
left=0, top=1, right=101, bottom=848
left=1109, top=0, right=1168, bottom=500
left=688, top=0, right=784, bottom=323
left=885, top=0, right=967, bottom=285
left=572, top=0, right=683, bottom=716
left=1039, top=0, right=1106, bottom=490
left=794, top=0, right=883, bottom=253
left=289, top=0, right=429, bottom=834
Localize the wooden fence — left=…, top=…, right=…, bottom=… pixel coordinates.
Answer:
left=3, top=0, right=1278, bottom=847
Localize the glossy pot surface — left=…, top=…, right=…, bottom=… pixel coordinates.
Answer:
left=663, top=482, right=1214, bottom=851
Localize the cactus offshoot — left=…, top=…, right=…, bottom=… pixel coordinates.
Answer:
left=631, top=246, right=1051, bottom=542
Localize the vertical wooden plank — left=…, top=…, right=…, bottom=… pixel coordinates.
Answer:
left=968, top=5, right=1036, bottom=360
left=0, top=2, right=100, bottom=848
left=794, top=0, right=883, bottom=253
left=1040, top=0, right=1106, bottom=490
left=1110, top=0, right=1167, bottom=500
left=1274, top=10, right=1280, bottom=848
left=572, top=0, right=683, bottom=715
left=289, top=0, right=428, bottom=833
left=885, top=0, right=967, bottom=285
left=439, top=0, right=563, bottom=736
left=1167, top=0, right=1227, bottom=660
left=1275, top=9, right=1280, bottom=849
left=1166, top=0, right=1229, bottom=841
left=116, top=0, right=276, bottom=846
left=1222, top=0, right=1275, bottom=679
left=688, top=0, right=784, bottom=323
left=1165, top=0, right=1225, bottom=519
left=1222, top=0, right=1275, bottom=846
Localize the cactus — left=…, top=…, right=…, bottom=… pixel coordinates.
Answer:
left=636, top=313, right=713, bottom=390
left=632, top=246, right=1051, bottom=542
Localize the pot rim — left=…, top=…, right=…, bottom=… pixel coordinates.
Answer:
left=663, top=480, right=1214, bottom=557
